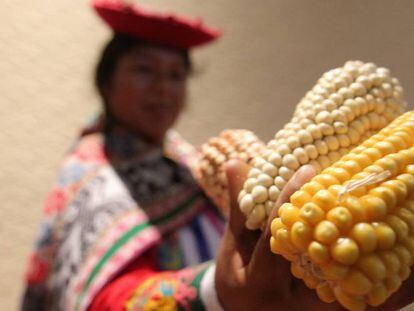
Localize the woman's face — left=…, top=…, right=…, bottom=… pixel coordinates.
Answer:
left=105, top=45, right=188, bottom=144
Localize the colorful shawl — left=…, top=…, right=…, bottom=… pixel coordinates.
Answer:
left=22, top=129, right=223, bottom=311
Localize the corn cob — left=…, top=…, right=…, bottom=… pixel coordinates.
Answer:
left=197, top=130, right=265, bottom=216
left=238, top=61, right=406, bottom=230
left=270, top=110, right=414, bottom=310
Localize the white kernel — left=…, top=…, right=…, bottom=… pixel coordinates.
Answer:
left=240, top=194, right=255, bottom=214
left=338, top=87, right=353, bottom=99
left=279, top=166, right=295, bottom=180
left=248, top=168, right=262, bottom=178
left=356, top=75, right=373, bottom=89
left=334, top=122, right=348, bottom=134
left=304, top=144, right=319, bottom=159
left=262, top=163, right=278, bottom=177
left=287, top=136, right=301, bottom=149
left=257, top=174, right=274, bottom=187
left=293, top=147, right=309, bottom=164
left=274, top=176, right=287, bottom=189
left=332, top=109, right=348, bottom=123
left=316, top=111, right=334, bottom=124
left=325, top=136, right=340, bottom=151
left=323, top=99, right=337, bottom=111
left=277, top=144, right=291, bottom=156
left=320, top=123, right=335, bottom=136
left=251, top=185, right=268, bottom=203
left=330, top=93, right=343, bottom=105
left=268, top=185, right=281, bottom=201
left=337, top=134, right=351, bottom=147
left=315, top=139, right=329, bottom=155
left=244, top=178, right=258, bottom=192
left=350, top=119, right=365, bottom=135
left=348, top=128, right=360, bottom=144
left=298, top=129, right=314, bottom=145
left=339, top=106, right=356, bottom=122
left=282, top=154, right=300, bottom=170
left=247, top=204, right=266, bottom=226
left=265, top=200, right=275, bottom=216
left=307, top=124, right=323, bottom=140
left=350, top=82, right=367, bottom=96
left=267, top=152, right=282, bottom=166
left=328, top=151, right=341, bottom=163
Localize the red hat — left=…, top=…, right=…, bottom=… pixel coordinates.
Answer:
left=92, top=0, right=221, bottom=50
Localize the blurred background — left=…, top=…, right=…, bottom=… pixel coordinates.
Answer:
left=2, top=0, right=414, bottom=309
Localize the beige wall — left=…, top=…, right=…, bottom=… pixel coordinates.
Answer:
left=2, top=1, right=414, bottom=309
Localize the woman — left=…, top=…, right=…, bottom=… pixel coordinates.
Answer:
left=22, top=1, right=414, bottom=310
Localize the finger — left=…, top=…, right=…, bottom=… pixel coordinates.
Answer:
left=226, top=159, right=260, bottom=265
left=264, top=165, right=316, bottom=236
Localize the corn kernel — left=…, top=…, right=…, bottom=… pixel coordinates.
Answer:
left=339, top=269, right=373, bottom=295
left=299, top=202, right=325, bottom=225
left=369, top=186, right=397, bottom=211
left=373, top=222, right=397, bottom=250
left=327, top=207, right=353, bottom=233
left=350, top=223, right=377, bottom=253
left=291, top=221, right=313, bottom=251
left=384, top=215, right=409, bottom=241
left=270, top=218, right=285, bottom=237
left=308, top=241, right=330, bottom=265
left=360, top=196, right=387, bottom=221
left=356, top=254, right=386, bottom=282
left=290, top=190, right=313, bottom=208
left=334, top=287, right=366, bottom=311
left=367, top=283, right=388, bottom=306
left=385, top=275, right=402, bottom=293
left=280, top=204, right=301, bottom=227
left=315, top=220, right=340, bottom=244
left=312, top=190, right=337, bottom=211
left=316, top=282, right=336, bottom=303
left=379, top=251, right=401, bottom=276
left=321, top=261, right=349, bottom=281
left=343, top=196, right=367, bottom=223
left=331, top=238, right=360, bottom=265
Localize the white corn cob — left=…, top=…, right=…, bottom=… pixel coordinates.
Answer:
left=238, top=61, right=406, bottom=230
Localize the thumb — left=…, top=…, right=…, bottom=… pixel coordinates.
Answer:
left=226, top=159, right=260, bottom=265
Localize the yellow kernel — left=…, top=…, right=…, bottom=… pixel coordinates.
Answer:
left=386, top=135, right=407, bottom=150
left=394, top=245, right=413, bottom=266
left=394, top=131, right=413, bottom=146
left=321, top=261, right=349, bottom=281
left=402, top=236, right=414, bottom=254
left=350, top=223, right=377, bottom=253
left=406, top=164, right=414, bottom=175
left=315, top=220, right=340, bottom=244
left=399, top=265, right=411, bottom=281
left=270, top=218, right=285, bottom=238
left=331, top=238, right=360, bottom=265
left=373, top=222, right=397, bottom=250
left=341, top=160, right=361, bottom=176
left=388, top=153, right=407, bottom=172
left=316, top=282, right=336, bottom=303
left=290, top=190, right=312, bottom=208
left=327, top=207, right=353, bottom=233
left=363, top=147, right=382, bottom=162
left=339, top=269, right=373, bottom=296
left=379, top=251, right=401, bottom=277
left=384, top=215, right=409, bottom=241
left=333, top=287, right=366, bottom=311
left=299, top=202, right=325, bottom=225
left=382, top=180, right=408, bottom=205
left=326, top=167, right=351, bottom=184
left=396, top=208, right=414, bottom=232
left=290, top=221, right=313, bottom=251
left=343, top=196, right=366, bottom=223
left=275, top=228, right=297, bottom=253
left=290, top=261, right=306, bottom=279
left=251, top=185, right=268, bottom=203
left=360, top=196, right=387, bottom=221
left=277, top=202, right=290, bottom=217
left=397, top=173, right=414, bottom=194
left=353, top=153, right=372, bottom=168
left=385, top=275, right=402, bottom=293
left=356, top=254, right=386, bottom=282
left=369, top=186, right=397, bottom=211
left=312, top=190, right=337, bottom=211
left=280, top=204, right=301, bottom=227
left=308, top=241, right=330, bottom=265
left=375, top=157, right=399, bottom=176
left=313, top=174, right=339, bottom=188
left=270, top=236, right=284, bottom=255
left=375, top=141, right=396, bottom=155
left=302, top=180, right=324, bottom=196
left=303, top=273, right=320, bottom=289
left=367, top=283, right=388, bottom=307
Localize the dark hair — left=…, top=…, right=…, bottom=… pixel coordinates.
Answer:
left=94, top=33, right=192, bottom=98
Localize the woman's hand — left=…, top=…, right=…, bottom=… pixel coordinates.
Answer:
left=215, top=160, right=414, bottom=311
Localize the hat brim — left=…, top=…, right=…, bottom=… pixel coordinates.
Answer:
left=92, top=0, right=222, bottom=50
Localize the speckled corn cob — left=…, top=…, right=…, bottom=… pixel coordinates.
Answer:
left=270, top=110, right=414, bottom=311
left=238, top=61, right=406, bottom=230
left=197, top=130, right=265, bottom=216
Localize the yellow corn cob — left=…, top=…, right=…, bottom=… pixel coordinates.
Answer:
left=239, top=61, right=406, bottom=230
left=270, top=110, right=414, bottom=311
left=196, top=130, right=265, bottom=215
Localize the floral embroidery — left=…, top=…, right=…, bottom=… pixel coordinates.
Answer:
left=126, top=265, right=208, bottom=311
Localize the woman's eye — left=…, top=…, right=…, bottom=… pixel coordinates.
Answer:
left=132, top=64, right=153, bottom=74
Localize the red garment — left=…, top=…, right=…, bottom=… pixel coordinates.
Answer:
left=89, top=253, right=156, bottom=311
left=92, top=0, right=221, bottom=50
